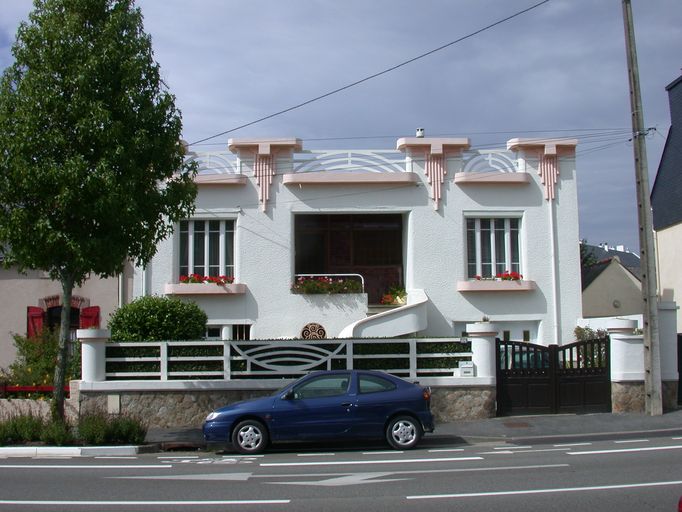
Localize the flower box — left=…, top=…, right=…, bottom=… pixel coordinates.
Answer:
left=164, top=283, right=247, bottom=295
left=457, top=280, right=536, bottom=292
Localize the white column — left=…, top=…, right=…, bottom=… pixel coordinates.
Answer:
left=607, top=319, right=643, bottom=382
left=466, top=322, right=499, bottom=380
left=78, top=329, right=111, bottom=382
left=658, top=301, right=679, bottom=382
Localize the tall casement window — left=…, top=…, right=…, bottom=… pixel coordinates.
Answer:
left=466, top=217, right=520, bottom=278
left=179, top=220, right=235, bottom=278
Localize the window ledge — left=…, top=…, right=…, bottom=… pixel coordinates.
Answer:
left=457, top=280, right=536, bottom=292
left=194, top=174, right=247, bottom=186
left=283, top=170, right=418, bottom=185
left=454, top=172, right=530, bottom=185
left=164, top=283, right=247, bottom=295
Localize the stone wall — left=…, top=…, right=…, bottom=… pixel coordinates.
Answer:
left=612, top=381, right=679, bottom=413
left=75, top=385, right=497, bottom=429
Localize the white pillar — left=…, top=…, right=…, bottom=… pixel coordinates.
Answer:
left=658, top=301, right=679, bottom=382
left=607, top=319, right=643, bottom=381
left=78, top=329, right=111, bottom=382
left=466, top=322, right=499, bottom=380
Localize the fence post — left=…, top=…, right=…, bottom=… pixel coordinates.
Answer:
left=78, top=329, right=111, bottom=382
left=657, top=301, right=679, bottom=409
left=608, top=318, right=643, bottom=413
left=466, top=322, right=498, bottom=381
left=160, top=342, right=168, bottom=381
left=223, top=340, right=231, bottom=380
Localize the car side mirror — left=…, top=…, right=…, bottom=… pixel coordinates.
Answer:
left=281, top=389, right=294, bottom=400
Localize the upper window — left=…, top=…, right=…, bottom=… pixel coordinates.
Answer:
left=359, top=374, right=396, bottom=394
left=466, top=217, right=520, bottom=279
left=179, top=220, right=235, bottom=278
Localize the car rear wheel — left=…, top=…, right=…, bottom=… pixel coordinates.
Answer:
left=386, top=415, right=422, bottom=450
left=232, top=420, right=269, bottom=454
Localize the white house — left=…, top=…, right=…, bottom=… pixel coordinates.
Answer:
left=133, top=133, right=582, bottom=346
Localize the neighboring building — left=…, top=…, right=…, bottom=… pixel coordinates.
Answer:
left=582, top=243, right=641, bottom=279
left=652, top=74, right=682, bottom=333
left=0, top=264, right=133, bottom=369
left=581, top=256, right=642, bottom=318
left=133, top=134, right=583, bottom=346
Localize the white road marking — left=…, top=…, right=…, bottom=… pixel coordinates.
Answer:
left=261, top=456, right=482, bottom=467
left=494, top=445, right=532, bottom=450
left=428, top=448, right=465, bottom=453
left=95, top=456, right=138, bottom=460
left=0, top=499, right=290, bottom=506
left=407, top=479, right=682, bottom=500
left=363, top=451, right=402, bottom=455
left=157, top=455, right=200, bottom=459
left=568, top=445, right=682, bottom=456
left=0, top=464, right=172, bottom=469
left=553, top=442, right=592, bottom=447
left=614, top=439, right=649, bottom=444
left=297, top=453, right=336, bottom=457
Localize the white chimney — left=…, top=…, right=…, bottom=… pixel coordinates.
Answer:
left=416, top=128, right=424, bottom=138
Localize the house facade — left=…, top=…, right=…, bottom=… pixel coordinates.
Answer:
left=652, top=74, right=682, bottom=334
left=133, top=134, right=582, bottom=346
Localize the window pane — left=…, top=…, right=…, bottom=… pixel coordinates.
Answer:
left=480, top=219, right=492, bottom=277
left=359, top=375, right=396, bottom=394
left=467, top=219, right=476, bottom=278
left=495, top=219, right=506, bottom=275
left=224, top=222, right=234, bottom=276
left=510, top=218, right=520, bottom=274
left=294, top=374, right=350, bottom=399
left=208, top=221, right=220, bottom=277
left=193, top=221, right=205, bottom=274
left=179, top=221, right=188, bottom=277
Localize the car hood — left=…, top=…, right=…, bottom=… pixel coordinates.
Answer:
left=215, top=395, right=277, bottom=415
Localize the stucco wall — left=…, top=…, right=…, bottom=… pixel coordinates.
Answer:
left=657, top=223, right=682, bottom=332
left=135, top=143, right=582, bottom=346
left=582, top=260, right=642, bottom=318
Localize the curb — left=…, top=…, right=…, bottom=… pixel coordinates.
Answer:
left=0, top=445, right=146, bottom=457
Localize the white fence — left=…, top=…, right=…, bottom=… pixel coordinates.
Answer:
left=101, top=338, right=473, bottom=382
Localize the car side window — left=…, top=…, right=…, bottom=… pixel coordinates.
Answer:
left=359, top=374, right=396, bottom=394
left=293, top=374, right=350, bottom=399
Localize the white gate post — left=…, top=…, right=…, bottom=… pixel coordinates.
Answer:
left=78, top=329, right=111, bottom=382
left=466, top=322, right=499, bottom=381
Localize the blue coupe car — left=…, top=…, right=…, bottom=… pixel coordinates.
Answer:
left=203, top=370, right=435, bottom=454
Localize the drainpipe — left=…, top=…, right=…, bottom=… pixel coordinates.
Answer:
left=549, top=195, right=560, bottom=345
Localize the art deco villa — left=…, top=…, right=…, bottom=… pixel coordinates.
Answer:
left=133, top=133, right=582, bottom=346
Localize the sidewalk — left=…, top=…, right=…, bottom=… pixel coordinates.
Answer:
left=3, top=410, right=682, bottom=457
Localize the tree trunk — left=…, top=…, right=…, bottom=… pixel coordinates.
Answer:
left=52, top=273, right=75, bottom=422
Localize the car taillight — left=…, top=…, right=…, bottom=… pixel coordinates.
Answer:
left=423, top=387, right=431, bottom=401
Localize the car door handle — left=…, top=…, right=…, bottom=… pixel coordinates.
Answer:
left=341, top=402, right=353, bottom=408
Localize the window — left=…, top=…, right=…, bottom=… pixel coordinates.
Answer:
left=293, top=374, right=350, bottom=399
left=359, top=374, right=396, bottom=394
left=205, top=324, right=251, bottom=340
left=180, top=219, right=235, bottom=278
left=467, top=217, right=520, bottom=278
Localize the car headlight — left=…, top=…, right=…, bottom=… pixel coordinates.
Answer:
left=205, top=411, right=220, bottom=422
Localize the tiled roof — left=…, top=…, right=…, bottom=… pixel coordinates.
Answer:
left=652, top=75, right=682, bottom=231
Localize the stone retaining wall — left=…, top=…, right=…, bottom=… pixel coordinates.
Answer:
left=611, top=380, right=678, bottom=413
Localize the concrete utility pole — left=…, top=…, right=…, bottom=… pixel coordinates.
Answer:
left=621, top=0, right=662, bottom=415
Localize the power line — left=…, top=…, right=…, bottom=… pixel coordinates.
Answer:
left=189, top=0, right=551, bottom=146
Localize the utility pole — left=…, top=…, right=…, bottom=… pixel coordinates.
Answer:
left=622, top=0, right=662, bottom=415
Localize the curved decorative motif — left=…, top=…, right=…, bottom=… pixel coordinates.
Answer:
left=301, top=323, right=327, bottom=339
left=186, top=151, right=240, bottom=176
left=461, top=150, right=518, bottom=174
left=231, top=340, right=345, bottom=372
left=293, top=150, right=407, bottom=174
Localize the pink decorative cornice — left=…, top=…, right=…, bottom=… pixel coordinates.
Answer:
left=506, top=139, right=577, bottom=201
left=397, top=137, right=470, bottom=209
left=228, top=138, right=303, bottom=210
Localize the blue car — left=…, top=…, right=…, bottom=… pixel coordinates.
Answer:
left=203, top=370, right=435, bottom=454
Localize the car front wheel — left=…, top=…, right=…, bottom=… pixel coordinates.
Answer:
left=232, top=420, right=269, bottom=454
left=386, top=415, right=422, bottom=450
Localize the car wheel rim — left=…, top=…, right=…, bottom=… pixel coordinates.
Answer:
left=238, top=425, right=262, bottom=450
left=391, top=420, right=416, bottom=446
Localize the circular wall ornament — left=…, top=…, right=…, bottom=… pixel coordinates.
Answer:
left=301, top=323, right=326, bottom=339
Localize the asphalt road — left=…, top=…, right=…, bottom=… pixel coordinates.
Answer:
left=1, top=435, right=682, bottom=511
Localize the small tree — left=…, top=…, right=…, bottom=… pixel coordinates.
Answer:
left=0, top=0, right=197, bottom=420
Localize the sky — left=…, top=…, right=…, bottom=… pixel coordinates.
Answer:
left=1, top=0, right=680, bottom=253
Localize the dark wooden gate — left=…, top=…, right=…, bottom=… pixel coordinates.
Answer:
left=496, top=338, right=611, bottom=416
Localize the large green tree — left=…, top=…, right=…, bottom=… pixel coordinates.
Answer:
left=0, top=0, right=197, bottom=420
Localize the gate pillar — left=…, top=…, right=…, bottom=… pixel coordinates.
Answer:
left=467, top=322, right=499, bottom=381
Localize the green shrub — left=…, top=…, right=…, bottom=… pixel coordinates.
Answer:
left=7, top=329, right=80, bottom=391
left=109, top=296, right=207, bottom=341
left=0, top=414, right=46, bottom=445
left=40, top=419, right=74, bottom=446
left=78, top=411, right=147, bottom=445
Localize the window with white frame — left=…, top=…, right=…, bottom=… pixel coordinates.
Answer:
left=205, top=324, right=251, bottom=340
left=466, top=217, right=520, bottom=278
left=179, top=219, right=235, bottom=279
